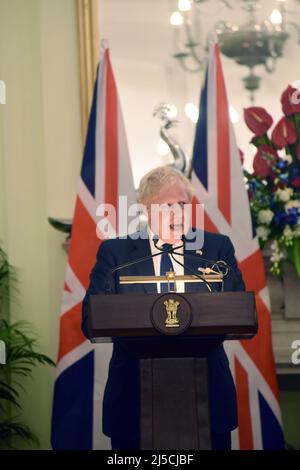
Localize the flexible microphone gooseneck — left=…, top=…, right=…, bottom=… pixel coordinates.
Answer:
left=105, top=234, right=238, bottom=294
left=177, top=234, right=239, bottom=291
left=153, top=236, right=216, bottom=293
left=104, top=239, right=182, bottom=294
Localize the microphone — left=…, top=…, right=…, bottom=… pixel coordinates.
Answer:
left=104, top=236, right=177, bottom=294
left=104, top=233, right=238, bottom=294
left=173, top=234, right=239, bottom=291
left=153, top=235, right=216, bottom=293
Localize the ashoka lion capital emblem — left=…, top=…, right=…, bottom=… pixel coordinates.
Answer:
left=164, top=298, right=180, bottom=328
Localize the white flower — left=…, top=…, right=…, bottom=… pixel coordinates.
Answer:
left=270, top=240, right=278, bottom=251
left=275, top=188, right=293, bottom=202
left=270, top=252, right=285, bottom=263
left=257, top=209, right=274, bottom=225
left=283, top=225, right=294, bottom=239
left=284, top=154, right=293, bottom=165
left=270, top=239, right=285, bottom=263
left=278, top=150, right=293, bottom=165
left=256, top=226, right=270, bottom=241
left=285, top=199, right=300, bottom=211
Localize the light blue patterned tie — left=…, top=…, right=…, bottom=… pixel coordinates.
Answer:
left=160, top=243, right=174, bottom=293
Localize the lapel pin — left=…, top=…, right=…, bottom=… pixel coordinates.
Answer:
left=196, top=249, right=203, bottom=255
left=198, top=266, right=212, bottom=274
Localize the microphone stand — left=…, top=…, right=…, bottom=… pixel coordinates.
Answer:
left=153, top=238, right=216, bottom=293
left=104, top=242, right=183, bottom=294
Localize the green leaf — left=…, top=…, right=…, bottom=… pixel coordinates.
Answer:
left=0, top=417, right=40, bottom=448
left=0, top=245, right=54, bottom=448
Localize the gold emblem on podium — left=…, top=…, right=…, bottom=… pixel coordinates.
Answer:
left=164, top=298, right=180, bottom=328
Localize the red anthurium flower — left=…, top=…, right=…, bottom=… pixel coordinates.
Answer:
left=253, top=144, right=278, bottom=178
left=271, top=117, right=297, bottom=149
left=244, top=106, right=273, bottom=136
left=281, top=85, right=300, bottom=116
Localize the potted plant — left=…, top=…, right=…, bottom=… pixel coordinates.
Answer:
left=243, top=86, right=300, bottom=317
left=0, top=246, right=55, bottom=449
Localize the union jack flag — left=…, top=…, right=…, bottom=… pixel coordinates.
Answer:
left=51, top=42, right=136, bottom=449
left=191, top=38, right=285, bottom=450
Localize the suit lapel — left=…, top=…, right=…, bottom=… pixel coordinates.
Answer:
left=127, top=228, right=213, bottom=294
left=128, top=229, right=157, bottom=294
left=183, top=229, right=210, bottom=293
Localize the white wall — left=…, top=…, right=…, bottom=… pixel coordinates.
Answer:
left=0, top=0, right=82, bottom=449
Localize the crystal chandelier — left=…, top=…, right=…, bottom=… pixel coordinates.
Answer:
left=170, top=0, right=300, bottom=102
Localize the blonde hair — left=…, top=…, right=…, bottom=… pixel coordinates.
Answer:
left=137, top=166, right=194, bottom=205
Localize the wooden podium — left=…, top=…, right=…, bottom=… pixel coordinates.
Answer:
left=87, top=273, right=257, bottom=450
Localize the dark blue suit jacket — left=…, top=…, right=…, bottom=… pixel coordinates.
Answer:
left=82, top=228, right=245, bottom=439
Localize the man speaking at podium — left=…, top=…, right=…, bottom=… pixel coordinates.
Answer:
left=82, top=165, right=245, bottom=451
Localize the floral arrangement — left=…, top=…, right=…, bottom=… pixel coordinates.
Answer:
left=243, top=85, right=300, bottom=278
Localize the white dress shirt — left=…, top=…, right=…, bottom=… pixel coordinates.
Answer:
left=148, top=228, right=185, bottom=293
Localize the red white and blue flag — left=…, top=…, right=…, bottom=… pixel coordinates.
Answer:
left=51, top=42, right=136, bottom=449
left=191, top=38, right=285, bottom=449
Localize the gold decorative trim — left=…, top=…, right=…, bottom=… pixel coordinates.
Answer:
left=77, top=0, right=100, bottom=143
